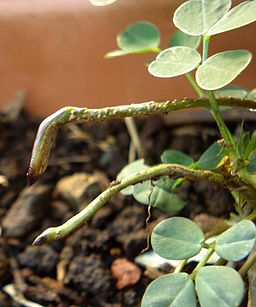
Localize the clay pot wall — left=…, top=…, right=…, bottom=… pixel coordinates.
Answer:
left=0, top=0, right=255, bottom=116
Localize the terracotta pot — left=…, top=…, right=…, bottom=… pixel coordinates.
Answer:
left=0, top=0, right=255, bottom=116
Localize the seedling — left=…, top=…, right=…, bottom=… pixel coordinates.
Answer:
left=28, top=0, right=256, bottom=306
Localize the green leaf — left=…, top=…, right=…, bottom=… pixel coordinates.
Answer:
left=196, top=50, right=252, bottom=90
left=160, top=149, right=194, bottom=189
left=173, top=0, right=231, bottom=35
left=238, top=131, right=251, bottom=157
left=141, top=273, right=197, bottom=307
left=89, top=0, right=118, bottom=6
left=116, top=159, right=149, bottom=195
left=106, top=22, right=160, bottom=58
left=208, top=1, right=256, bottom=36
left=148, top=46, right=201, bottom=78
left=215, top=85, right=248, bottom=98
left=151, top=217, right=204, bottom=259
left=195, top=266, right=244, bottom=307
left=117, top=22, right=160, bottom=52
left=247, top=150, right=256, bottom=173
left=155, top=176, right=175, bottom=190
left=215, top=220, right=256, bottom=261
left=161, top=149, right=194, bottom=166
left=133, top=178, right=185, bottom=212
left=247, top=88, right=256, bottom=100
left=244, top=131, right=256, bottom=159
left=198, top=142, right=225, bottom=170
left=169, top=30, right=201, bottom=49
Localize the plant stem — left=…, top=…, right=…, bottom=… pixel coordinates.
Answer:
left=174, top=259, right=187, bottom=273
left=246, top=210, right=256, bottom=221
left=239, top=248, right=256, bottom=278
left=27, top=97, right=256, bottom=184
left=208, top=91, right=237, bottom=155
left=128, top=140, right=136, bottom=163
left=201, top=34, right=237, bottom=156
left=202, top=35, right=210, bottom=63
left=190, top=248, right=215, bottom=279
left=185, top=73, right=205, bottom=97
left=32, top=165, right=226, bottom=245
left=124, top=117, right=143, bottom=161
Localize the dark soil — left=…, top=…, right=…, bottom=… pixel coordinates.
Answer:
left=0, top=104, right=244, bottom=306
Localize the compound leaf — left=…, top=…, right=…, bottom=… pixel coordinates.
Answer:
left=173, top=0, right=231, bottom=35
left=148, top=46, right=201, bottom=78
left=169, top=30, right=201, bottom=49
left=141, top=273, right=197, bottom=307
left=195, top=266, right=244, bottom=307
left=208, top=1, right=256, bottom=36
left=196, top=50, right=252, bottom=90
left=151, top=217, right=204, bottom=259
left=215, top=220, right=256, bottom=261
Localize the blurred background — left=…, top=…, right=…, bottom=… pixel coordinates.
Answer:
left=0, top=0, right=255, bottom=116
left=0, top=2, right=255, bottom=305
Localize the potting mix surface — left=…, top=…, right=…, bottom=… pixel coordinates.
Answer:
left=0, top=104, right=240, bottom=306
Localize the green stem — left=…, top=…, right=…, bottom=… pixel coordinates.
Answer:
left=185, top=73, right=205, bottom=97
left=190, top=248, right=215, bottom=279
left=202, top=35, right=210, bottom=63
left=239, top=248, right=256, bottom=278
left=247, top=211, right=256, bottom=221
left=174, top=259, right=187, bottom=273
left=208, top=91, right=237, bottom=155
left=201, top=35, right=237, bottom=156
left=27, top=97, right=256, bottom=184
left=32, top=165, right=226, bottom=245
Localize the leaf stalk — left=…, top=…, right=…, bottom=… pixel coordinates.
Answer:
left=190, top=248, right=215, bottom=279
left=208, top=91, right=237, bottom=156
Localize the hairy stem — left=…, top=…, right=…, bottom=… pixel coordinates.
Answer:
left=27, top=97, right=256, bottom=184
left=32, top=164, right=226, bottom=245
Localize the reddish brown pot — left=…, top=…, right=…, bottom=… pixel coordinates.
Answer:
left=0, top=0, right=255, bottom=116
